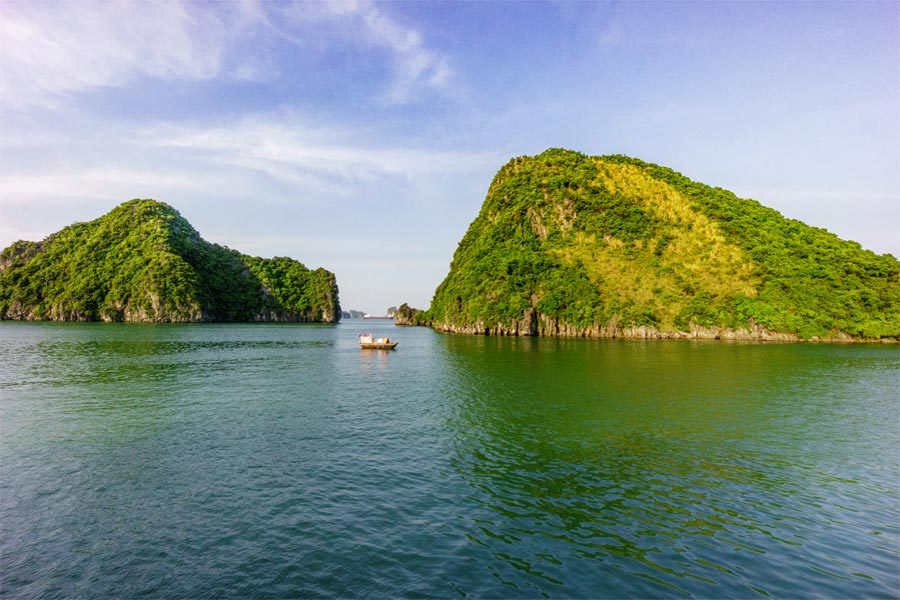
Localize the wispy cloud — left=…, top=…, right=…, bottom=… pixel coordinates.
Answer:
left=148, top=113, right=490, bottom=185
left=0, top=109, right=494, bottom=310
left=0, top=110, right=496, bottom=213
left=270, top=0, right=454, bottom=104
left=0, top=0, right=454, bottom=109
left=354, top=2, right=453, bottom=103
left=0, top=1, right=235, bottom=109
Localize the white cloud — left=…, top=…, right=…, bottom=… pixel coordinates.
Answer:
left=0, top=1, right=233, bottom=109
left=0, top=110, right=497, bottom=219
left=272, top=0, right=454, bottom=104
left=143, top=113, right=494, bottom=189
left=355, top=2, right=453, bottom=103
left=0, top=169, right=198, bottom=200
left=0, top=0, right=454, bottom=109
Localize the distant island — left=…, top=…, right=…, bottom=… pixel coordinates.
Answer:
left=0, top=199, right=340, bottom=323
left=343, top=306, right=424, bottom=323
left=393, top=303, right=424, bottom=326
left=417, top=149, right=899, bottom=342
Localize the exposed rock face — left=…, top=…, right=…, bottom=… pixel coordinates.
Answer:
left=432, top=315, right=898, bottom=342
left=0, top=240, right=43, bottom=273
left=433, top=310, right=801, bottom=341
left=394, top=303, right=423, bottom=326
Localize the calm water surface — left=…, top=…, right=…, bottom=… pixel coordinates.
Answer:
left=1, top=322, right=898, bottom=598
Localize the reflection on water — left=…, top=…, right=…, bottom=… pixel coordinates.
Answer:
left=1, top=323, right=898, bottom=598
left=358, top=348, right=393, bottom=371
left=440, top=336, right=900, bottom=597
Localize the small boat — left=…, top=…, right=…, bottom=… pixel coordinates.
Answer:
left=359, top=333, right=398, bottom=350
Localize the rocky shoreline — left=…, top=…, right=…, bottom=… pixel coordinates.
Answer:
left=431, top=310, right=898, bottom=343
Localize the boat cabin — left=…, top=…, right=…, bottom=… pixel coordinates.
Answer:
left=359, top=333, right=398, bottom=349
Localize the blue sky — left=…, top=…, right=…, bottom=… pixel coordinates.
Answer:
left=1, top=1, right=897, bottom=314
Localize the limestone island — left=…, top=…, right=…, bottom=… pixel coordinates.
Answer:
left=0, top=199, right=340, bottom=323
left=417, top=149, right=899, bottom=342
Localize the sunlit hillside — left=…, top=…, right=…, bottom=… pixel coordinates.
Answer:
left=426, top=149, right=899, bottom=340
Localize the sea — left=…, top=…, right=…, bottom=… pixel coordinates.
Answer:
left=1, top=321, right=898, bottom=598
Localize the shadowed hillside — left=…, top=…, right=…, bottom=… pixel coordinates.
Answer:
left=0, top=199, right=340, bottom=323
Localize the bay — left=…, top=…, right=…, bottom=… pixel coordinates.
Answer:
left=1, top=321, right=898, bottom=598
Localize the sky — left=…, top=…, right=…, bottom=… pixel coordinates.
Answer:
left=1, top=1, right=898, bottom=314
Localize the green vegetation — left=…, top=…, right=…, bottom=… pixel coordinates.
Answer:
left=0, top=199, right=340, bottom=323
left=425, top=149, right=899, bottom=340
left=394, top=302, right=426, bottom=326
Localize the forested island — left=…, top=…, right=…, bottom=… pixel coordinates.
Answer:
left=419, top=149, right=899, bottom=341
left=3, top=152, right=897, bottom=339
left=0, top=199, right=340, bottom=323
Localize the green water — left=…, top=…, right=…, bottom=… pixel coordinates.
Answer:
left=1, top=322, right=898, bottom=598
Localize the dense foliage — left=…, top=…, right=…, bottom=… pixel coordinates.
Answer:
left=242, top=256, right=340, bottom=322
left=394, top=302, right=426, bottom=326
left=0, top=199, right=340, bottom=323
left=425, top=149, right=899, bottom=339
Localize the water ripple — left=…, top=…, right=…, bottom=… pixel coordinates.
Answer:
left=1, top=323, right=898, bottom=598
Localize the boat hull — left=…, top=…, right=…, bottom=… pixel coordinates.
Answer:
left=359, top=342, right=399, bottom=350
